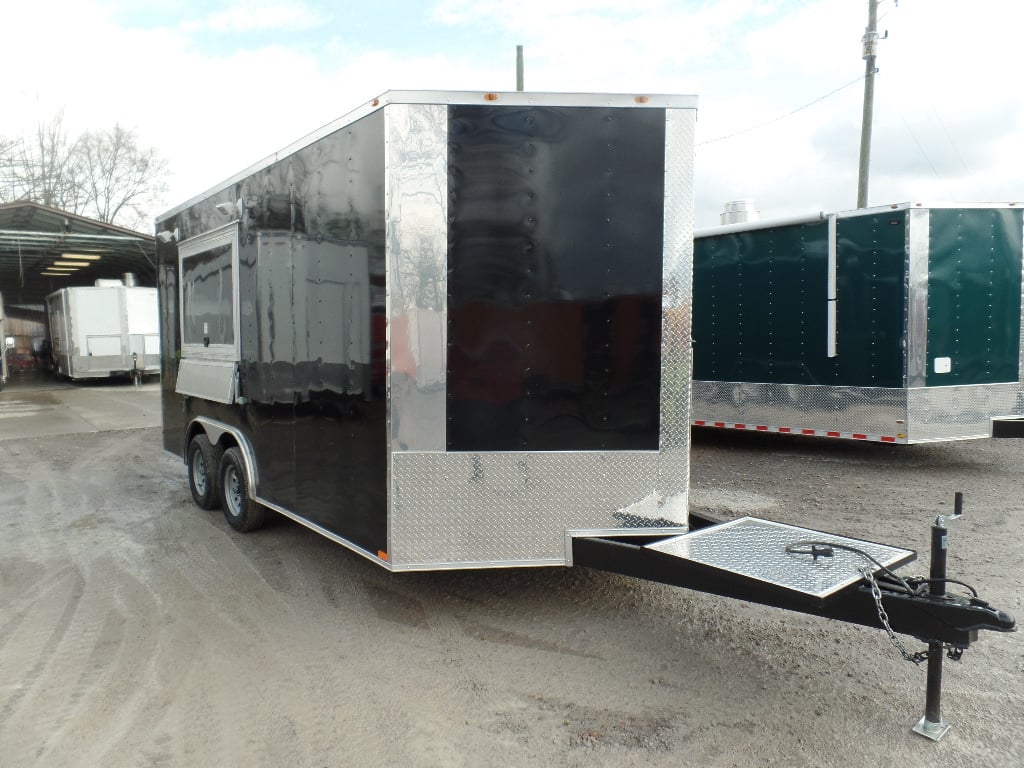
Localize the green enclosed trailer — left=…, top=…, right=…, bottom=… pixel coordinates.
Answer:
left=692, top=203, right=1024, bottom=443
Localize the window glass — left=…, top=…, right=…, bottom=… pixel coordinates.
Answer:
left=182, top=244, right=234, bottom=347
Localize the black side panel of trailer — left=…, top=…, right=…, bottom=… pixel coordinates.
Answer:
left=445, top=105, right=666, bottom=451
left=158, top=110, right=388, bottom=555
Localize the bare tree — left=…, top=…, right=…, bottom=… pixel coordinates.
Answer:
left=76, top=124, right=168, bottom=231
left=0, top=113, right=167, bottom=232
left=0, top=112, right=85, bottom=212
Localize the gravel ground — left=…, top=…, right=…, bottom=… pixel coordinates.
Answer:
left=0, top=424, right=1021, bottom=767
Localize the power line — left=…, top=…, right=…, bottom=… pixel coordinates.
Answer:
left=698, top=73, right=868, bottom=147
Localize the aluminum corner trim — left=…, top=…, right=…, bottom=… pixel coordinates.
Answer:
left=906, top=208, right=930, bottom=388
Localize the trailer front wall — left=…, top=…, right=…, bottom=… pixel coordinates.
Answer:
left=388, top=101, right=695, bottom=568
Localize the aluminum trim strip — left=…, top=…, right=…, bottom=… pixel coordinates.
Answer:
left=389, top=558, right=563, bottom=572
left=1019, top=211, right=1024, bottom=389
left=694, top=212, right=825, bottom=238
left=386, top=102, right=448, bottom=453
left=255, top=496, right=392, bottom=570
left=191, top=416, right=260, bottom=495
left=906, top=208, right=929, bottom=388
left=658, top=106, right=696, bottom=521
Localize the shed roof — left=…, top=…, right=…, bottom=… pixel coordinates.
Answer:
left=0, top=201, right=156, bottom=306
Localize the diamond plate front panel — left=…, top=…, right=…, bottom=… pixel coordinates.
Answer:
left=648, top=517, right=915, bottom=599
left=691, top=381, right=909, bottom=437
left=907, top=383, right=1024, bottom=442
left=390, top=451, right=665, bottom=568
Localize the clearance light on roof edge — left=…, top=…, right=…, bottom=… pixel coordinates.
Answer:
left=53, top=261, right=90, bottom=267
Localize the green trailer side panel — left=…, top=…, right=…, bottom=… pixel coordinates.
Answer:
left=693, top=212, right=906, bottom=387
left=925, top=208, right=1023, bottom=386
left=693, top=221, right=828, bottom=385
left=833, top=211, right=907, bottom=387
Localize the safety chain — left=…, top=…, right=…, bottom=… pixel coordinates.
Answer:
left=863, top=568, right=968, bottom=665
left=862, top=567, right=926, bottom=665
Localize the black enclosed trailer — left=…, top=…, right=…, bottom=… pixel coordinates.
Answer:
left=157, top=91, right=1012, bottom=739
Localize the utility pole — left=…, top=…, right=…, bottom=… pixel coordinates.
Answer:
left=857, top=0, right=880, bottom=208
left=516, top=45, right=524, bottom=91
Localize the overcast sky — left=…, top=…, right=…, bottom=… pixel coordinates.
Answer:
left=2, top=0, right=1020, bottom=229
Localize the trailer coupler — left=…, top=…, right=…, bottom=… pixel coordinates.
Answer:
left=572, top=494, right=1014, bottom=741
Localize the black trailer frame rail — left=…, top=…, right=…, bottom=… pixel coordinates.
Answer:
left=992, top=415, right=1024, bottom=438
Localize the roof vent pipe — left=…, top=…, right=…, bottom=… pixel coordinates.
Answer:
left=123, top=272, right=138, bottom=287
left=720, top=199, right=760, bottom=225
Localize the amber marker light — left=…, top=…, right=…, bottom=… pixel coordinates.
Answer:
left=484, top=92, right=499, bottom=101
left=635, top=95, right=650, bottom=104
left=377, top=550, right=389, bottom=562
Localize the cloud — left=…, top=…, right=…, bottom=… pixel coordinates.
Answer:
left=193, top=1, right=326, bottom=34
left=2, top=0, right=1021, bottom=228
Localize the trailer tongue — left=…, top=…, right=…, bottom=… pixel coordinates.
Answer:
left=573, top=503, right=1014, bottom=740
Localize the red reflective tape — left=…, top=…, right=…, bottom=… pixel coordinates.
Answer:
left=756, top=425, right=769, bottom=431
left=801, top=429, right=815, bottom=435
left=778, top=427, right=792, bottom=433
left=881, top=436, right=896, bottom=443
left=853, top=434, right=867, bottom=440
left=734, top=423, right=746, bottom=429
left=714, top=422, right=725, bottom=428
left=694, top=420, right=706, bottom=426
left=826, top=431, right=841, bottom=437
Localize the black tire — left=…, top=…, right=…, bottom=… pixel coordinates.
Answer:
left=219, top=446, right=265, bottom=532
left=187, top=434, right=223, bottom=510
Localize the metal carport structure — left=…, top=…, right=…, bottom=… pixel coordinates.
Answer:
left=0, top=201, right=156, bottom=308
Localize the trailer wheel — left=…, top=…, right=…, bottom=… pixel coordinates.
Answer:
left=187, top=434, right=223, bottom=510
left=219, top=447, right=265, bottom=532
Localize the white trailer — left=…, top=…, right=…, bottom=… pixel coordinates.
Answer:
left=46, top=278, right=160, bottom=381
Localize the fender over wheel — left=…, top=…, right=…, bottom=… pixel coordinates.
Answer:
left=219, top=446, right=266, bottom=532
left=187, top=434, right=223, bottom=510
